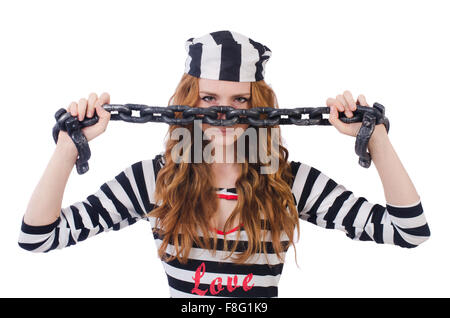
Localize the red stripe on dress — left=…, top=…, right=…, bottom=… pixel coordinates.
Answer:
left=216, top=193, right=238, bottom=200
left=215, top=224, right=243, bottom=235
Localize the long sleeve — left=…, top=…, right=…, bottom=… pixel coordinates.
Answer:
left=18, top=156, right=163, bottom=253
left=289, top=161, right=430, bottom=248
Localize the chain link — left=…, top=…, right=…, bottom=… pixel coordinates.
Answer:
left=52, top=103, right=390, bottom=174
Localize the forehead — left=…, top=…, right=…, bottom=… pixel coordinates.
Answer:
left=198, top=78, right=251, bottom=95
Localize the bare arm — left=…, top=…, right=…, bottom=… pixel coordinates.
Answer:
left=327, top=91, right=421, bottom=206
left=22, top=92, right=111, bottom=226
left=368, top=124, right=420, bottom=206
left=294, top=91, right=430, bottom=248
left=23, top=134, right=78, bottom=226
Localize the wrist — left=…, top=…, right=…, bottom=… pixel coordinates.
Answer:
left=368, top=124, right=389, bottom=154
left=55, top=138, right=78, bottom=161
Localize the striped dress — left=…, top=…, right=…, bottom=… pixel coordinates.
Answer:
left=18, top=153, right=431, bottom=297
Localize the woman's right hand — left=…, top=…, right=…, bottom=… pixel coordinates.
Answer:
left=57, top=92, right=111, bottom=145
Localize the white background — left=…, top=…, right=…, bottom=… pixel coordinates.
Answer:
left=1, top=0, right=448, bottom=297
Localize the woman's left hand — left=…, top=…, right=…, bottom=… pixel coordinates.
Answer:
left=326, top=90, right=372, bottom=137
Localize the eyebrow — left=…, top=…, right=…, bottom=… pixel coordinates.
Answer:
left=199, top=91, right=251, bottom=97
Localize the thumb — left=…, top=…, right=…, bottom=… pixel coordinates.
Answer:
left=328, top=105, right=346, bottom=133
left=95, top=92, right=111, bottom=117
left=95, top=100, right=111, bottom=122
left=328, top=105, right=338, bottom=123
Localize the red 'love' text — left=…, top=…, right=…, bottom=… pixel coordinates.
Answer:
left=191, top=262, right=255, bottom=296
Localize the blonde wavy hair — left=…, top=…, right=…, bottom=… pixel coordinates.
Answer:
left=147, top=73, right=299, bottom=265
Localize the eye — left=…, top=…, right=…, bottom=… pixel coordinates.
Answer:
left=201, top=96, right=215, bottom=102
left=236, top=97, right=249, bottom=103
left=201, top=96, right=249, bottom=104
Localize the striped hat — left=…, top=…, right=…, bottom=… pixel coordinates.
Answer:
left=184, top=30, right=272, bottom=82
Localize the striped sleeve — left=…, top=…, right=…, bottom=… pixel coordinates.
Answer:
left=18, top=158, right=161, bottom=253
left=289, top=161, right=430, bottom=248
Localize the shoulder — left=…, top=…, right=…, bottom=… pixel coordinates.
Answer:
left=287, top=159, right=314, bottom=175
left=153, top=151, right=166, bottom=166
left=131, top=151, right=165, bottom=168
left=287, top=159, right=332, bottom=185
left=152, top=151, right=166, bottom=176
left=123, top=151, right=165, bottom=180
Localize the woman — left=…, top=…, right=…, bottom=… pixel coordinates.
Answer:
left=18, top=30, right=430, bottom=298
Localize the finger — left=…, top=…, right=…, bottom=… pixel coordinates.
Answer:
left=87, top=92, right=98, bottom=118
left=343, top=90, right=357, bottom=111
left=68, top=101, right=77, bottom=116
left=77, top=98, right=88, bottom=121
left=95, top=98, right=111, bottom=120
left=326, top=98, right=335, bottom=107
left=98, top=92, right=110, bottom=106
left=94, top=92, right=110, bottom=117
left=326, top=97, right=345, bottom=112
left=328, top=105, right=348, bottom=133
left=337, top=94, right=353, bottom=118
left=328, top=105, right=338, bottom=121
left=357, top=94, right=370, bottom=106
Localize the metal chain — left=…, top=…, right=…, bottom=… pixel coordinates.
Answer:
left=52, top=103, right=390, bottom=174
